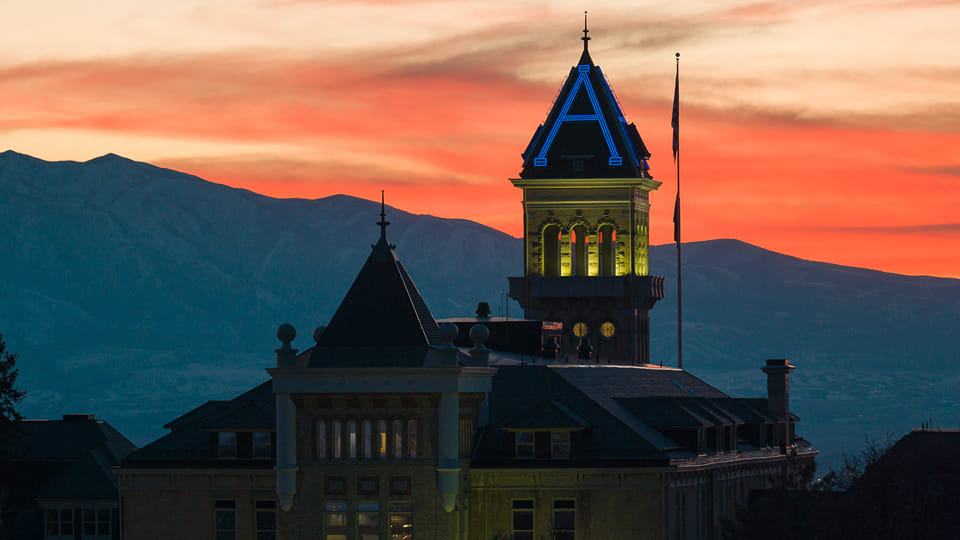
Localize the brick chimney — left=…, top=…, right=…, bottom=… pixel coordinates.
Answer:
left=762, top=358, right=795, bottom=448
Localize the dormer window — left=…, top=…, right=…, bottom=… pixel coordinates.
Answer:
left=516, top=431, right=535, bottom=457
left=253, top=432, right=271, bottom=459
left=217, top=432, right=237, bottom=458
left=551, top=432, right=571, bottom=458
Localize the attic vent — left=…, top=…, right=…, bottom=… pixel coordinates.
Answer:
left=670, top=380, right=698, bottom=397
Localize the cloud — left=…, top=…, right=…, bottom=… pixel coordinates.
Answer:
left=819, top=223, right=960, bottom=235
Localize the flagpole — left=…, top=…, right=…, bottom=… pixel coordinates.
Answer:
left=672, top=52, right=683, bottom=371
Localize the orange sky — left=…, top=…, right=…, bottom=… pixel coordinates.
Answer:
left=2, top=1, right=958, bottom=277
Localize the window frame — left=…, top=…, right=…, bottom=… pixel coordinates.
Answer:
left=324, top=501, right=348, bottom=540
left=217, top=431, right=238, bottom=459
left=552, top=499, right=576, bottom=540
left=550, top=431, right=571, bottom=459
left=511, top=499, right=534, bottom=540
left=356, top=501, right=381, bottom=540
left=515, top=431, right=535, bottom=458
left=252, top=431, right=272, bottom=459
left=388, top=502, right=413, bottom=540
left=214, top=500, right=236, bottom=540
left=255, top=500, right=277, bottom=540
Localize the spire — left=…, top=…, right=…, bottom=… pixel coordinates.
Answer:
left=579, top=11, right=593, bottom=66
left=376, top=189, right=390, bottom=242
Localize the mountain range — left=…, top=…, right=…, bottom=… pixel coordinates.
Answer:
left=2, top=150, right=958, bottom=471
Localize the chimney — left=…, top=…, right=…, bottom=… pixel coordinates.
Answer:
left=762, top=358, right=795, bottom=448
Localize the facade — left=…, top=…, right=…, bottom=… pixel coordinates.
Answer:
left=1, top=414, right=136, bottom=540
left=118, top=28, right=816, bottom=540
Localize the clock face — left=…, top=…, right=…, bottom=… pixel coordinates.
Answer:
left=572, top=322, right=589, bottom=338
left=600, top=321, right=616, bottom=339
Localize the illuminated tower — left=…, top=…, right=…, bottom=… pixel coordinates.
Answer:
left=508, top=23, right=664, bottom=364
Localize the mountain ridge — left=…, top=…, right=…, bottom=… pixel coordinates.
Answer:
left=2, top=150, right=958, bottom=470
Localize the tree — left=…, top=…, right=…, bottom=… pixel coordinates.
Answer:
left=0, top=333, right=26, bottom=443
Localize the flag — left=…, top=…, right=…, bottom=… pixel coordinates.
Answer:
left=671, top=60, right=679, bottom=162
left=673, top=192, right=680, bottom=243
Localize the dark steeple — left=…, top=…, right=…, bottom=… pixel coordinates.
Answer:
left=579, top=11, right=592, bottom=66
left=308, top=197, right=441, bottom=367
left=520, top=22, right=651, bottom=180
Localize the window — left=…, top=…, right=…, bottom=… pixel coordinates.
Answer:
left=515, top=431, right=534, bottom=458
left=325, top=476, right=347, bottom=496
left=512, top=500, right=534, bottom=540
left=378, top=420, right=388, bottom=458
left=598, top=224, right=616, bottom=276
left=388, top=502, right=413, bottom=540
left=570, top=225, right=587, bottom=276
left=317, top=420, right=327, bottom=459
left=81, top=508, right=111, bottom=539
left=363, top=420, right=373, bottom=458
left=407, top=419, right=418, bottom=458
left=551, top=432, right=571, bottom=458
left=542, top=224, right=561, bottom=276
left=218, top=432, right=237, bottom=458
left=253, top=432, right=272, bottom=459
left=45, top=508, right=73, bottom=539
left=215, top=500, right=236, bottom=540
left=553, top=500, right=575, bottom=540
left=333, top=421, right=343, bottom=459
left=393, top=419, right=403, bottom=458
left=357, top=502, right=380, bottom=540
left=389, top=476, right=411, bottom=496
left=256, top=501, right=276, bottom=540
left=348, top=420, right=358, bottom=458
left=325, top=502, right=348, bottom=540
left=358, top=476, right=379, bottom=496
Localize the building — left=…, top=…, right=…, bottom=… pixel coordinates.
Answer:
left=0, top=414, right=136, bottom=540
left=508, top=23, right=662, bottom=365
left=118, top=27, right=816, bottom=540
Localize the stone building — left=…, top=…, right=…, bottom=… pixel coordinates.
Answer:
left=118, top=27, right=816, bottom=540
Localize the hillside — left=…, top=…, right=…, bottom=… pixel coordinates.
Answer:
left=2, top=150, right=958, bottom=470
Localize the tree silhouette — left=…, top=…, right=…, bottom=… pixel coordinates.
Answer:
left=0, top=334, right=25, bottom=444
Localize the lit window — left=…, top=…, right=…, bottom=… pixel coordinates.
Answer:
left=45, top=508, right=73, bottom=539
left=388, top=502, right=413, bottom=540
left=215, top=500, right=236, bottom=540
left=378, top=420, right=388, bottom=458
left=512, top=500, right=534, bottom=540
left=325, top=502, right=348, bottom=540
left=256, top=501, right=276, bottom=540
left=407, top=419, right=418, bottom=458
left=393, top=419, right=403, bottom=458
left=357, top=502, right=380, bottom=540
left=81, top=508, right=111, bottom=539
left=253, top=432, right=271, bottom=459
left=348, top=420, right=358, bottom=458
left=363, top=420, right=373, bottom=459
left=317, top=421, right=327, bottom=459
left=217, top=432, right=237, bottom=458
left=333, top=421, right=343, bottom=459
left=515, top=431, right=534, bottom=458
left=553, top=500, right=575, bottom=540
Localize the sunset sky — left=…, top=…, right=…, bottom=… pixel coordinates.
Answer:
left=3, top=1, right=958, bottom=277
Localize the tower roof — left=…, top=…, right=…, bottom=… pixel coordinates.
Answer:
left=520, top=31, right=651, bottom=179
left=307, top=198, right=441, bottom=368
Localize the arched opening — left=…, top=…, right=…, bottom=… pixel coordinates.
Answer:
left=543, top=224, right=561, bottom=276
left=571, top=224, right=587, bottom=276
left=599, top=224, right=616, bottom=276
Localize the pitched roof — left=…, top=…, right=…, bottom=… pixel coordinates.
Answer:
left=308, top=219, right=441, bottom=368
left=519, top=38, right=651, bottom=179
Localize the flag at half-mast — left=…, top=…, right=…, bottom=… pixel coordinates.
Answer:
left=671, top=57, right=680, bottom=242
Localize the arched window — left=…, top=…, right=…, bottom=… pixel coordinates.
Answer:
left=393, top=419, right=403, bottom=458
left=542, top=224, right=561, bottom=276
left=407, top=419, right=418, bottom=458
left=362, top=420, right=373, bottom=459
left=316, top=420, right=327, bottom=459
left=347, top=420, right=358, bottom=458
left=571, top=224, right=587, bottom=276
left=599, top=224, right=616, bottom=276
left=332, top=420, right=342, bottom=459
left=377, top=420, right=388, bottom=458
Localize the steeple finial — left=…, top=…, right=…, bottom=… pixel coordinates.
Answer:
left=376, top=190, right=390, bottom=240
left=582, top=11, right=590, bottom=50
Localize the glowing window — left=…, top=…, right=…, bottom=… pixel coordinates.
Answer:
left=332, top=421, right=342, bottom=459
left=347, top=420, right=358, bottom=458
left=378, top=420, right=388, bottom=458
left=407, top=419, right=418, bottom=458
left=393, top=419, right=403, bottom=458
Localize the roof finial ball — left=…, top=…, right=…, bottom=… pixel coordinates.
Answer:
left=275, top=323, right=299, bottom=368
left=470, top=323, right=490, bottom=351
left=438, top=322, right=459, bottom=350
